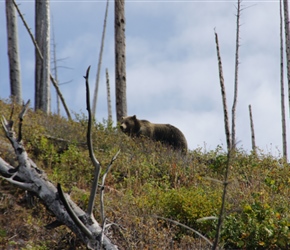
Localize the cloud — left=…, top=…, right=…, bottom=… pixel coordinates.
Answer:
left=0, top=1, right=289, bottom=157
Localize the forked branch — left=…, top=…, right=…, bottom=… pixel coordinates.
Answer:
left=0, top=98, right=118, bottom=249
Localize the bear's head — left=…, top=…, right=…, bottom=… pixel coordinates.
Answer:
left=120, top=115, right=139, bottom=135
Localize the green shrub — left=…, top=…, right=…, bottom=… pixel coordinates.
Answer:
left=221, top=198, right=290, bottom=249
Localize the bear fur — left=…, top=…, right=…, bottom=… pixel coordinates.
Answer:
left=120, top=115, right=188, bottom=153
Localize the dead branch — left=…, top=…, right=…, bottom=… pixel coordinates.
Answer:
left=0, top=101, right=118, bottom=249
left=100, top=150, right=120, bottom=224
left=84, top=66, right=102, bottom=217
left=92, top=0, right=110, bottom=119
left=214, top=30, right=231, bottom=151
left=152, top=215, right=213, bottom=247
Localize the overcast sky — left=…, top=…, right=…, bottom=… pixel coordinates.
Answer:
left=0, top=0, right=289, bottom=157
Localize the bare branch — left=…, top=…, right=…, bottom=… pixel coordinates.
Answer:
left=214, top=30, right=231, bottom=151
left=84, top=66, right=102, bottom=217
left=57, top=183, right=93, bottom=239
left=18, top=99, right=30, bottom=142
left=100, top=150, right=120, bottom=223
left=92, top=0, right=109, bottom=119
left=152, top=215, right=213, bottom=247
left=0, top=102, right=118, bottom=249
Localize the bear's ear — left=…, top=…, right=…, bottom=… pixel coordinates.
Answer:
left=133, top=115, right=137, bottom=119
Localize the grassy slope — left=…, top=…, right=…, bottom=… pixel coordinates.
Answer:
left=0, top=100, right=289, bottom=249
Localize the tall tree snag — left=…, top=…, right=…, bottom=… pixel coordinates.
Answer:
left=92, top=0, right=109, bottom=120
left=213, top=30, right=233, bottom=250
left=115, top=0, right=127, bottom=122
left=214, top=31, right=231, bottom=151
left=106, top=68, right=113, bottom=124
left=6, top=0, right=22, bottom=104
left=283, top=0, right=290, bottom=116
left=35, top=0, right=51, bottom=114
left=248, top=104, right=256, bottom=153
left=280, top=0, right=288, bottom=161
left=231, top=0, right=241, bottom=149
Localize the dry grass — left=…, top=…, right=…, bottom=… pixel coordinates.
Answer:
left=0, top=99, right=289, bottom=249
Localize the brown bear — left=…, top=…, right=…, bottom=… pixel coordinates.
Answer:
left=120, top=115, right=188, bottom=154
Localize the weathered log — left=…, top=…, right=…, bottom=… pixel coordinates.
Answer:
left=0, top=101, right=118, bottom=249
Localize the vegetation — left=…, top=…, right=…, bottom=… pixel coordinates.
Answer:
left=0, top=99, right=289, bottom=249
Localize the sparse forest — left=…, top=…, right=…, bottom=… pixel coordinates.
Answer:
left=1, top=0, right=290, bottom=249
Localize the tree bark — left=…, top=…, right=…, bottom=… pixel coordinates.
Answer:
left=6, top=0, right=22, bottom=104
left=35, top=0, right=50, bottom=114
left=115, top=0, right=127, bottom=122
left=283, top=0, right=290, bottom=117
left=231, top=0, right=241, bottom=149
left=214, top=31, right=231, bottom=151
left=106, top=68, right=113, bottom=124
left=280, top=0, right=288, bottom=161
left=248, top=104, right=256, bottom=153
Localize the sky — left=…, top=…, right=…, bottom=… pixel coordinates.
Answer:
left=0, top=0, right=289, bottom=157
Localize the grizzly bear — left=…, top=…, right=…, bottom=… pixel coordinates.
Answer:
left=120, top=115, right=188, bottom=153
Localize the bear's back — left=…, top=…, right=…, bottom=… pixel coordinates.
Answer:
left=151, top=123, right=187, bottom=153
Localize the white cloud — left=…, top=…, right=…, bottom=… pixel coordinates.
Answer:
left=0, top=1, right=289, bottom=157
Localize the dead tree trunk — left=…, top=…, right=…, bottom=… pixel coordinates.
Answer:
left=35, top=0, right=50, bottom=114
left=214, top=31, right=231, bottom=151
left=0, top=72, right=119, bottom=249
left=114, top=0, right=127, bottom=122
left=92, top=0, right=109, bottom=120
left=283, top=0, right=290, bottom=116
left=213, top=30, right=232, bottom=250
left=231, top=0, right=241, bottom=149
left=6, top=0, right=22, bottom=104
left=248, top=104, right=256, bottom=153
left=106, top=68, right=113, bottom=124
left=280, top=0, right=288, bottom=161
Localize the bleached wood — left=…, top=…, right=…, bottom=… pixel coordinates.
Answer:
left=0, top=102, right=118, bottom=249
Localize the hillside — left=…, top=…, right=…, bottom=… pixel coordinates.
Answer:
left=0, top=100, right=289, bottom=249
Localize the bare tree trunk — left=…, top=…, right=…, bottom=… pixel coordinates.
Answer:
left=213, top=30, right=232, bottom=250
left=281, top=0, right=288, bottom=161
left=214, top=31, right=231, bottom=151
left=115, top=0, right=127, bottom=122
left=283, top=0, right=290, bottom=116
left=92, top=0, right=109, bottom=120
left=6, top=0, right=22, bottom=104
left=0, top=100, right=118, bottom=250
left=35, top=0, right=50, bottom=114
left=248, top=104, right=256, bottom=153
left=106, top=68, right=113, bottom=124
left=231, top=0, right=241, bottom=149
